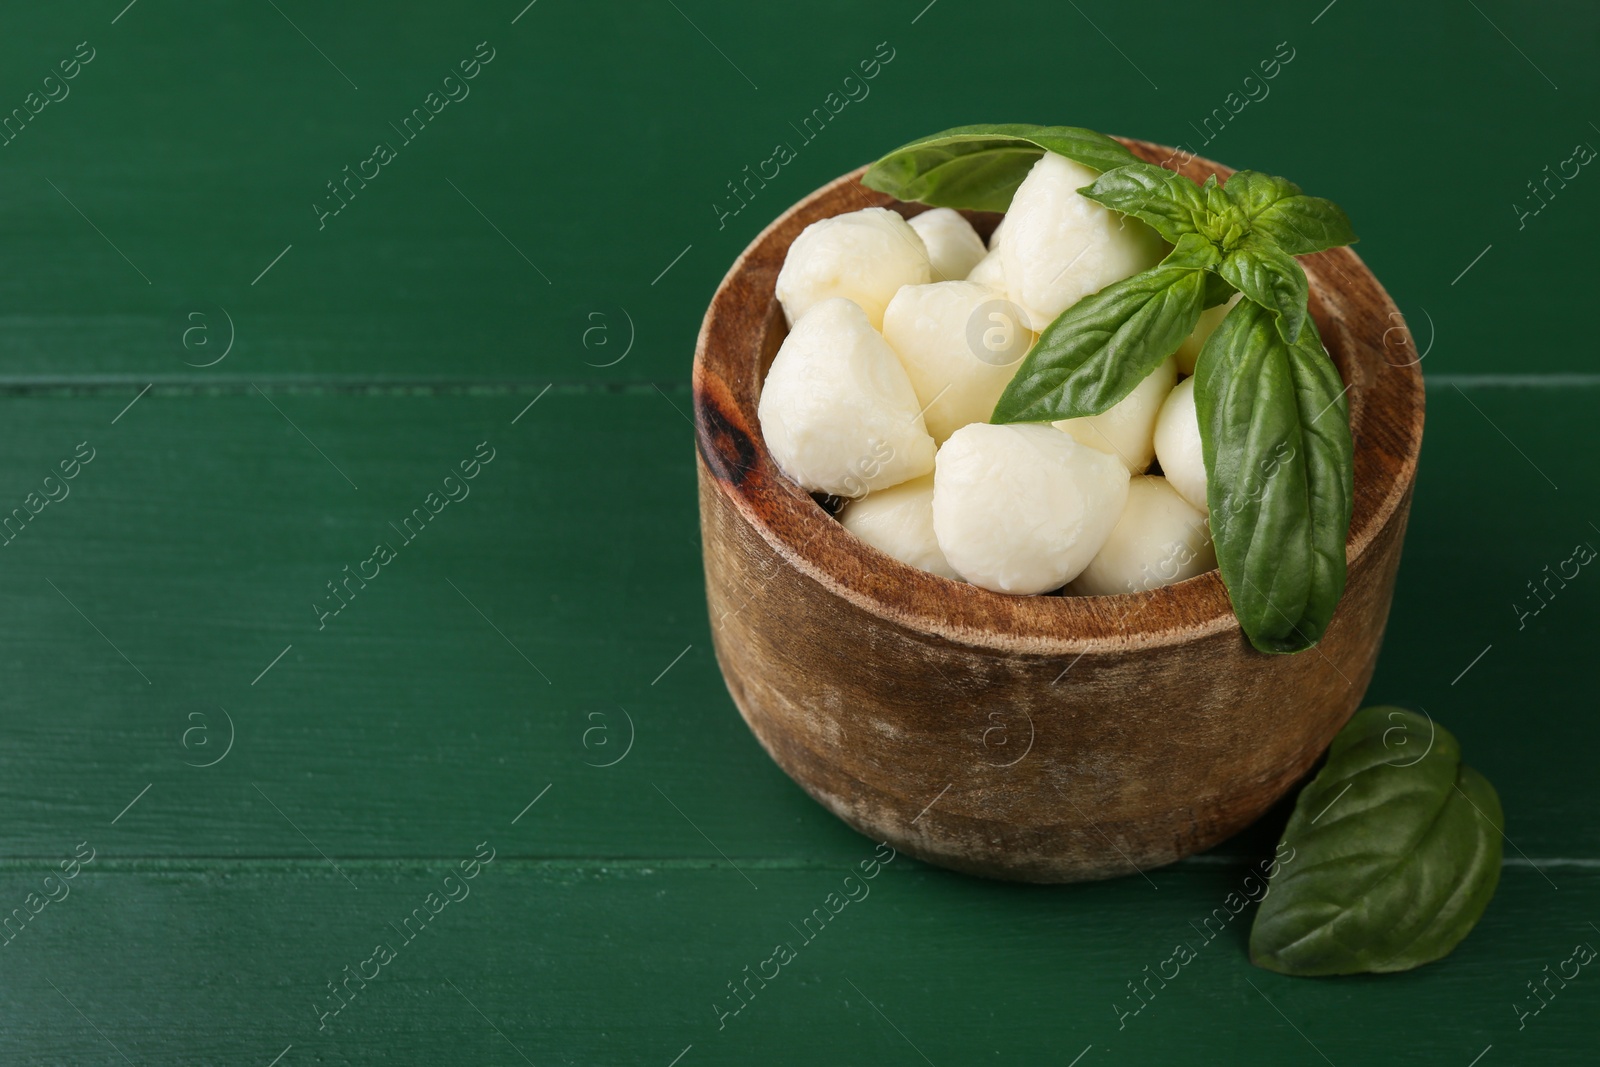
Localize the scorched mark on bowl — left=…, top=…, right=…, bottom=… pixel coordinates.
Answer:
left=696, top=388, right=759, bottom=489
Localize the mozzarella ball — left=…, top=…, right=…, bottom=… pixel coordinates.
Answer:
left=1000, top=152, right=1165, bottom=329
left=1069, top=476, right=1216, bottom=596
left=909, top=208, right=988, bottom=282
left=881, top=281, right=1037, bottom=443
left=964, top=247, right=1007, bottom=288
left=838, top=474, right=960, bottom=580
left=758, top=298, right=935, bottom=497
left=775, top=207, right=931, bottom=329
left=1053, top=357, right=1176, bottom=473
left=1154, top=377, right=1208, bottom=511
left=1175, top=293, right=1242, bottom=375
left=932, top=423, right=1130, bottom=595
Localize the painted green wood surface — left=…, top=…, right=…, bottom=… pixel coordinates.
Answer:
left=0, top=864, right=1590, bottom=1064
left=0, top=0, right=1595, bottom=1064
left=0, top=0, right=1592, bottom=382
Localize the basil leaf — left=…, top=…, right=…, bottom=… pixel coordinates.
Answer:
left=1078, top=162, right=1208, bottom=244
left=990, top=262, right=1207, bottom=423
left=1252, top=196, right=1359, bottom=255
left=1195, top=300, right=1352, bottom=653
left=1250, top=707, right=1504, bottom=976
left=861, top=124, right=1142, bottom=212
left=1203, top=271, right=1237, bottom=309
left=1162, top=231, right=1223, bottom=271
left=1219, top=170, right=1302, bottom=220
left=1220, top=170, right=1357, bottom=254
left=1218, top=234, right=1309, bottom=343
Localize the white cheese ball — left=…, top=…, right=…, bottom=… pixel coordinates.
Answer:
left=964, top=247, right=1007, bottom=288
left=1053, top=357, right=1176, bottom=473
left=758, top=298, right=935, bottom=497
left=775, top=207, right=932, bottom=329
left=909, top=208, right=988, bottom=282
left=1000, top=152, right=1165, bottom=329
left=932, top=423, right=1130, bottom=595
left=1175, top=293, right=1242, bottom=375
left=881, top=281, right=1037, bottom=443
left=837, top=474, right=960, bottom=580
left=1069, top=476, right=1216, bottom=596
left=1154, top=377, right=1208, bottom=511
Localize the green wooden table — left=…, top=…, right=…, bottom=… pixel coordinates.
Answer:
left=2, top=1, right=1594, bottom=1062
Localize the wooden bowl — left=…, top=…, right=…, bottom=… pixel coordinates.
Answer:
left=692, top=139, right=1424, bottom=883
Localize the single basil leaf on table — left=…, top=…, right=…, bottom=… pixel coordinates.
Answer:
left=1194, top=299, right=1352, bottom=653
left=861, top=123, right=1142, bottom=212
left=1218, top=234, right=1310, bottom=343
left=1251, top=706, right=1504, bottom=976
left=990, top=242, right=1212, bottom=423
left=1078, top=161, right=1210, bottom=244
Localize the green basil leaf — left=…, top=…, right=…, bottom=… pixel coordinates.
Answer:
left=1185, top=174, right=1243, bottom=252
left=1220, top=170, right=1358, bottom=254
left=1219, top=170, right=1302, bottom=220
left=1218, top=234, right=1309, bottom=343
left=1195, top=300, right=1352, bottom=653
left=990, top=262, right=1207, bottom=423
left=1250, top=707, right=1504, bottom=976
left=1203, top=271, right=1237, bottom=309
left=1078, top=162, right=1209, bottom=244
left=1252, top=196, right=1360, bottom=255
left=1200, top=173, right=1238, bottom=220
left=861, top=124, right=1142, bottom=212
left=1162, top=231, right=1223, bottom=271
left=1286, top=323, right=1354, bottom=646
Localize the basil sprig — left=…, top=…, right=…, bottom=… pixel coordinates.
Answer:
left=1196, top=302, right=1352, bottom=651
left=1080, top=163, right=1322, bottom=343
left=861, top=124, right=1141, bottom=213
left=1251, top=707, right=1504, bottom=976
left=865, top=124, right=1358, bottom=652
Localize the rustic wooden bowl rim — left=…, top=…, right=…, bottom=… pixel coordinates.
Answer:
left=693, top=139, right=1424, bottom=656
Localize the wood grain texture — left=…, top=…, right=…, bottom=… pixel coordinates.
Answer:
left=694, top=143, right=1426, bottom=881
